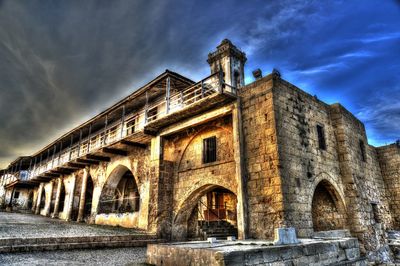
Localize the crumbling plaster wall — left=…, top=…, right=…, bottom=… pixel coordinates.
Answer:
left=89, top=145, right=151, bottom=229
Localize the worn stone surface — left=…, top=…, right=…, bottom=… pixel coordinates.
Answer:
left=0, top=247, right=147, bottom=265
left=147, top=238, right=364, bottom=266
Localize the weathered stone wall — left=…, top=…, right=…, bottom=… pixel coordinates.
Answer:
left=163, top=116, right=237, bottom=240
left=377, top=143, right=400, bottom=228
left=272, top=78, right=347, bottom=238
left=330, top=103, right=393, bottom=253
left=3, top=187, right=33, bottom=211
left=239, top=74, right=284, bottom=239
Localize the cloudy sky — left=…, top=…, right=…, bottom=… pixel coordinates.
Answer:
left=0, top=0, right=399, bottom=168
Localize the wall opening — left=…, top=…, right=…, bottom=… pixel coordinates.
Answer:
left=84, top=176, right=94, bottom=220
left=59, top=183, right=66, bottom=213
left=174, top=185, right=237, bottom=240
left=98, top=166, right=140, bottom=214
left=39, top=189, right=46, bottom=209
left=27, top=191, right=34, bottom=209
left=312, top=180, right=346, bottom=232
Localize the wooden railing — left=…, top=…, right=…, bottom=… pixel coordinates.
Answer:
left=18, top=71, right=235, bottom=181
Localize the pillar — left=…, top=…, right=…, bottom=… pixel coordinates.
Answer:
left=52, top=178, right=63, bottom=218
left=77, top=168, right=89, bottom=222
left=65, top=174, right=76, bottom=221
left=44, top=181, right=54, bottom=217
left=35, top=183, right=44, bottom=215
left=232, top=100, right=248, bottom=239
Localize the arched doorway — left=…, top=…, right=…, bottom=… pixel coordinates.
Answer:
left=27, top=191, right=34, bottom=210
left=49, top=183, right=58, bottom=215
left=39, top=189, right=46, bottom=210
left=98, top=165, right=140, bottom=214
left=83, top=176, right=94, bottom=221
left=312, top=180, right=347, bottom=232
left=173, top=185, right=238, bottom=241
left=59, top=183, right=66, bottom=214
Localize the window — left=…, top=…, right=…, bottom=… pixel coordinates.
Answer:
left=14, top=191, right=20, bottom=199
left=147, top=107, right=158, bottom=122
left=316, top=125, right=326, bottom=150
left=203, top=136, right=217, bottom=164
left=359, top=139, right=366, bottom=162
left=126, top=117, right=136, bottom=135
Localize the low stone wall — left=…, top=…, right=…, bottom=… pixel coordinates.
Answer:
left=147, top=238, right=365, bottom=266
left=95, top=212, right=140, bottom=228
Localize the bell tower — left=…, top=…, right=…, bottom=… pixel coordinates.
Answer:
left=207, top=39, right=247, bottom=88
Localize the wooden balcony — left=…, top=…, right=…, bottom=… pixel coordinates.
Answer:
left=20, top=71, right=237, bottom=182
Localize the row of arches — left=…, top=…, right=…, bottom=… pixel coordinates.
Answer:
left=29, top=165, right=141, bottom=224
left=29, top=165, right=347, bottom=237
left=172, top=178, right=348, bottom=240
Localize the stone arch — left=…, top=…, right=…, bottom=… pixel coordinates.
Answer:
left=177, top=124, right=233, bottom=171
left=311, top=178, right=347, bottom=232
left=97, top=164, right=140, bottom=214
left=172, top=184, right=237, bottom=240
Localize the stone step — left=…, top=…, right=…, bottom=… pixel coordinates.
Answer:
left=0, top=234, right=156, bottom=247
left=0, top=238, right=162, bottom=253
left=201, top=229, right=237, bottom=234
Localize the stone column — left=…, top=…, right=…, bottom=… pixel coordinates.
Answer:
left=65, top=174, right=76, bottom=221
left=232, top=100, right=249, bottom=239
left=35, top=183, right=44, bottom=215
left=77, top=168, right=89, bottom=222
left=52, top=178, right=63, bottom=218
left=44, top=181, right=54, bottom=217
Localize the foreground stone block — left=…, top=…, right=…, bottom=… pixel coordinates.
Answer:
left=147, top=238, right=364, bottom=266
left=273, top=227, right=299, bottom=245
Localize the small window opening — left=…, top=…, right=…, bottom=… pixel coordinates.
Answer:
left=359, top=139, right=366, bottom=162
left=203, top=136, right=217, bottom=164
left=317, top=125, right=326, bottom=150
left=14, top=191, right=20, bottom=199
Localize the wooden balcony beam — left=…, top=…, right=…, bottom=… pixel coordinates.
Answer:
left=51, top=170, right=70, bottom=175
left=67, top=162, right=86, bottom=169
left=101, top=147, right=128, bottom=156
left=44, top=173, right=60, bottom=178
left=56, top=167, right=75, bottom=173
left=76, top=158, right=99, bottom=165
left=85, top=154, right=110, bottom=162
left=119, top=140, right=147, bottom=148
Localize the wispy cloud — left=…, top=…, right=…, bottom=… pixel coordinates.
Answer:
left=295, top=62, right=348, bottom=75
left=361, top=32, right=400, bottom=43
left=338, top=50, right=376, bottom=59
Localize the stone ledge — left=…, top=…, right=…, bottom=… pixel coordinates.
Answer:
left=147, top=238, right=362, bottom=266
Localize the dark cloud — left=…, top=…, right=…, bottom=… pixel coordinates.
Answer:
left=0, top=0, right=399, bottom=167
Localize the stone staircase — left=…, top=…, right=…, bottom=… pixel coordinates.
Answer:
left=198, top=220, right=238, bottom=240
left=0, top=234, right=162, bottom=253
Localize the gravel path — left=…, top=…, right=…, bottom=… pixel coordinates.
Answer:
left=0, top=247, right=148, bottom=265
left=0, top=212, right=147, bottom=238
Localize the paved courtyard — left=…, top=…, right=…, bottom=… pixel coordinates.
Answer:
left=0, top=247, right=147, bottom=265
left=0, top=212, right=147, bottom=238
left=0, top=212, right=150, bottom=265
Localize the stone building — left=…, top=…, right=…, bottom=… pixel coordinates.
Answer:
left=1, top=39, right=399, bottom=256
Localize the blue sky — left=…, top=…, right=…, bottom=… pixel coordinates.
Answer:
left=0, top=0, right=399, bottom=167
